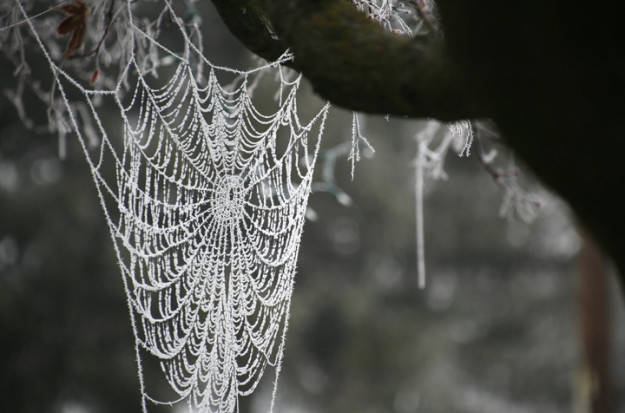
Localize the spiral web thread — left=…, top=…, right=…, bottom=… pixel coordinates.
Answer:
left=12, top=0, right=329, bottom=411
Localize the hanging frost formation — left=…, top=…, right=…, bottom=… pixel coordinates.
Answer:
left=7, top=0, right=328, bottom=411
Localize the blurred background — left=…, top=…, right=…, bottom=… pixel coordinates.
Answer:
left=1, top=2, right=625, bottom=413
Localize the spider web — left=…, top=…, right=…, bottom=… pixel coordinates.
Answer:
left=10, top=0, right=328, bottom=411
left=115, top=54, right=328, bottom=412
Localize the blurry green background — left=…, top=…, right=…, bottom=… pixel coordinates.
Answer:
left=2, top=3, right=625, bottom=413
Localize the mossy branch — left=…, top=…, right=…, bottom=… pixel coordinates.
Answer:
left=211, top=0, right=483, bottom=121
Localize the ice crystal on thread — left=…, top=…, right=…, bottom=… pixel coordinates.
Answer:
left=349, top=112, right=375, bottom=179
left=448, top=120, right=474, bottom=157
left=350, top=0, right=439, bottom=35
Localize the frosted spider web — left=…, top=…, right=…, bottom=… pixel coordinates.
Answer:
left=113, top=57, right=328, bottom=412
left=9, top=0, right=328, bottom=411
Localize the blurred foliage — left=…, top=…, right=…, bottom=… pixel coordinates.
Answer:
left=0, top=99, right=137, bottom=412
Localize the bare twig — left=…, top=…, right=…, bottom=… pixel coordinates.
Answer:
left=91, top=0, right=116, bottom=58
left=406, top=0, right=438, bottom=34
left=472, top=121, right=542, bottom=218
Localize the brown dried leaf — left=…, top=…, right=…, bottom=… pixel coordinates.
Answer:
left=56, top=0, right=89, bottom=57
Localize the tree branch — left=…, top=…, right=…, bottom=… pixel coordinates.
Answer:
left=211, top=0, right=484, bottom=121
left=210, top=0, right=290, bottom=65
